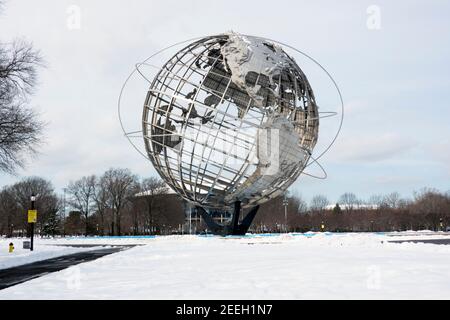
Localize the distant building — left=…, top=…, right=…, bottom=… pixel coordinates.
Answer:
left=136, top=186, right=233, bottom=234
left=182, top=202, right=233, bottom=234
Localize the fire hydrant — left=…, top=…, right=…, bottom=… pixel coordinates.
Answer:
left=9, top=242, right=14, bottom=253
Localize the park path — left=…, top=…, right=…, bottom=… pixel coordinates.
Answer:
left=0, top=245, right=136, bottom=290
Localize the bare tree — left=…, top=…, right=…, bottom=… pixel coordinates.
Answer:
left=0, top=104, right=44, bottom=173
left=93, top=177, right=110, bottom=235
left=382, top=192, right=402, bottom=209
left=139, top=177, right=168, bottom=234
left=0, top=187, right=18, bottom=237
left=6, top=176, right=59, bottom=234
left=296, top=196, right=308, bottom=215
left=368, top=194, right=383, bottom=207
left=412, top=188, right=449, bottom=230
left=288, top=191, right=308, bottom=214
left=101, top=168, right=138, bottom=236
left=310, top=195, right=330, bottom=212
left=0, top=3, right=45, bottom=173
left=338, top=192, right=359, bottom=212
left=67, top=175, right=96, bottom=236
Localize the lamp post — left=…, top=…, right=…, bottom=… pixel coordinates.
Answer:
left=189, top=207, right=192, bottom=235
left=63, top=187, right=67, bottom=237
left=30, top=194, right=36, bottom=251
left=282, top=195, right=289, bottom=233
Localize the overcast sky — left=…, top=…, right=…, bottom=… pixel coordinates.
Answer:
left=0, top=0, right=449, bottom=204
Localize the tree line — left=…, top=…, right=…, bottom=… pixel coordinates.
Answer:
left=255, top=190, right=450, bottom=233
left=1, top=170, right=449, bottom=236
left=0, top=168, right=185, bottom=237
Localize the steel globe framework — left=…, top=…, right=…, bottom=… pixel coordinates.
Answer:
left=119, top=32, right=342, bottom=235
left=143, top=33, right=318, bottom=211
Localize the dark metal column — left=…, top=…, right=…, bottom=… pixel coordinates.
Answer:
left=230, top=201, right=241, bottom=234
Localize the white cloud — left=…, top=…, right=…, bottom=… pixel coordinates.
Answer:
left=332, top=133, right=417, bottom=163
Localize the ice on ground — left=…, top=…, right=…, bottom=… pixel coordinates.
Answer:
left=0, top=232, right=449, bottom=299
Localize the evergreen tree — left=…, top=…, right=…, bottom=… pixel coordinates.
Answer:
left=333, top=203, right=342, bottom=214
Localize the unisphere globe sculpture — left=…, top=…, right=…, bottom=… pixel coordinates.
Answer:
left=141, top=32, right=321, bottom=235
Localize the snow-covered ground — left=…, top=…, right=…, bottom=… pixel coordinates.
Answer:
left=0, top=232, right=449, bottom=299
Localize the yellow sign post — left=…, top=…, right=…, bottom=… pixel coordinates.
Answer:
left=28, top=210, right=37, bottom=223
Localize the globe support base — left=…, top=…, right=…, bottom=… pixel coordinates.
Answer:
left=196, top=201, right=260, bottom=236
